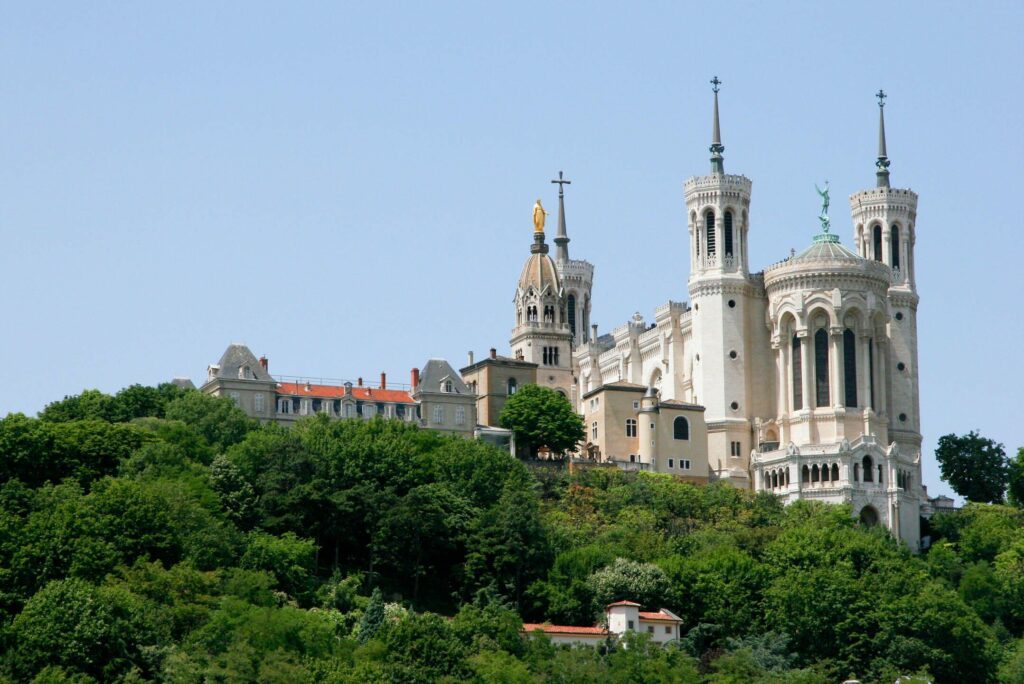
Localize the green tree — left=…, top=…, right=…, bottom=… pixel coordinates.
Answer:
left=1008, top=447, right=1024, bottom=508
left=240, top=532, right=317, bottom=601
left=164, top=392, right=256, bottom=454
left=8, top=578, right=159, bottom=681
left=935, top=431, right=1008, bottom=503
left=499, top=384, right=584, bottom=458
left=358, top=587, right=386, bottom=644
left=586, top=557, right=670, bottom=618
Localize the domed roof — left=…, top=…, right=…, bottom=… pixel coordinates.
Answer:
left=518, top=251, right=561, bottom=295
left=763, top=233, right=891, bottom=292
left=794, top=234, right=860, bottom=260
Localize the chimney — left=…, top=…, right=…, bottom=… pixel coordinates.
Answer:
left=489, top=348, right=497, bottom=360
left=258, top=356, right=268, bottom=371
left=380, top=372, right=387, bottom=390
left=411, top=368, right=420, bottom=391
left=357, top=377, right=363, bottom=387
left=344, top=381, right=352, bottom=396
left=304, top=381, right=311, bottom=392
left=468, top=351, right=474, bottom=365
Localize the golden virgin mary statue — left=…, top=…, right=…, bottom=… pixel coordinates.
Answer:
left=532, top=199, right=548, bottom=233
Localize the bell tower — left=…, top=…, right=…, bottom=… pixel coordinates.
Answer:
left=685, top=77, right=758, bottom=487
left=849, top=90, right=921, bottom=464
left=511, top=201, right=575, bottom=400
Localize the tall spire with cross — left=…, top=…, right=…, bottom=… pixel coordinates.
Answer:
left=552, top=170, right=572, bottom=263
left=710, top=76, right=725, bottom=174
left=875, top=89, right=891, bottom=188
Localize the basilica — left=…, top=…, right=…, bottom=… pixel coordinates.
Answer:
left=502, top=82, right=931, bottom=548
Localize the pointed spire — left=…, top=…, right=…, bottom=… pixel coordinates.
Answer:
left=875, top=89, right=891, bottom=188
left=709, top=76, right=725, bottom=174
left=551, top=171, right=572, bottom=262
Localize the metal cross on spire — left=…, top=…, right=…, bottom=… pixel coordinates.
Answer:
left=709, top=77, right=724, bottom=173
left=551, top=170, right=571, bottom=197
left=551, top=171, right=572, bottom=262
left=876, top=89, right=887, bottom=108
left=711, top=76, right=722, bottom=93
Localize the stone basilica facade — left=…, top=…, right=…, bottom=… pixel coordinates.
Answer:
left=504, top=85, right=931, bottom=548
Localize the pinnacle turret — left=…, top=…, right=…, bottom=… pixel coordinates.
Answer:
left=710, top=76, right=725, bottom=175
left=875, top=89, right=891, bottom=188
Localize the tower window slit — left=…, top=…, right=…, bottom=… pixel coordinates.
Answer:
left=843, top=329, right=857, bottom=407
left=873, top=225, right=883, bottom=262
left=724, top=211, right=734, bottom=257
left=705, top=211, right=716, bottom=256
left=890, top=225, right=900, bottom=269
left=567, top=294, right=577, bottom=338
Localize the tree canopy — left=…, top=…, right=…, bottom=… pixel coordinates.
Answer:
left=935, top=430, right=1008, bottom=503
left=499, top=384, right=585, bottom=458
left=0, top=384, right=1020, bottom=682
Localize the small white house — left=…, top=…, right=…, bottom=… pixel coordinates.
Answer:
left=522, top=601, right=683, bottom=646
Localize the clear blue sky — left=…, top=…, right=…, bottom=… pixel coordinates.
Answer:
left=3, top=2, right=1022, bottom=501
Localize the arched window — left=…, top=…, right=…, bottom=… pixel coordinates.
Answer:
left=843, top=329, right=858, bottom=407
left=859, top=506, right=879, bottom=526
left=821, top=463, right=830, bottom=482
left=873, top=225, right=883, bottom=261
left=802, top=465, right=810, bottom=483
left=507, top=378, right=517, bottom=395
left=567, top=294, right=577, bottom=338
left=890, top=225, right=900, bottom=269
left=705, top=211, right=716, bottom=256
left=724, top=211, right=734, bottom=257
left=831, top=463, right=839, bottom=481
left=814, top=329, right=830, bottom=407
left=771, top=471, right=778, bottom=488
left=811, top=464, right=820, bottom=483
left=784, top=468, right=790, bottom=486
left=792, top=335, right=803, bottom=410
left=673, top=416, right=689, bottom=440
left=862, top=455, right=874, bottom=482
left=625, top=419, right=637, bottom=437
left=853, top=463, right=859, bottom=481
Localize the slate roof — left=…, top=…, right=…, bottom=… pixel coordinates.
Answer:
left=214, top=344, right=273, bottom=382
left=417, top=358, right=471, bottom=395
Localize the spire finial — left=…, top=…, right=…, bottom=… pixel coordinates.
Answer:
left=709, top=76, right=725, bottom=174
left=551, top=171, right=572, bottom=262
left=875, top=89, right=891, bottom=188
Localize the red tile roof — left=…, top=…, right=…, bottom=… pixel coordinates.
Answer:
left=276, top=382, right=414, bottom=404
left=639, top=611, right=680, bottom=622
left=521, top=623, right=608, bottom=636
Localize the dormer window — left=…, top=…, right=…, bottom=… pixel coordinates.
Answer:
left=441, top=379, right=453, bottom=393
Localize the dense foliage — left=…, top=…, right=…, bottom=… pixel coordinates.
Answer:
left=499, top=384, right=585, bottom=458
left=0, top=386, right=1020, bottom=682
left=935, top=431, right=1009, bottom=504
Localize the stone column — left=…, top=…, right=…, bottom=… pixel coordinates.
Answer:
left=859, top=334, right=872, bottom=411
left=830, top=328, right=844, bottom=408
left=882, top=225, right=892, bottom=268
left=875, top=335, right=888, bottom=418
left=773, top=344, right=785, bottom=418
